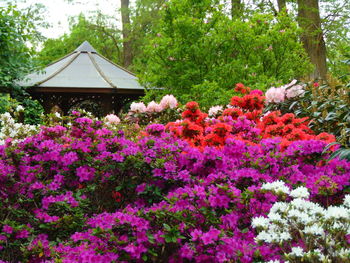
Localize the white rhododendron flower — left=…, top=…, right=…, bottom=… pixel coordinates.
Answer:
left=288, top=246, right=304, bottom=257
left=265, top=87, right=286, bottom=103
left=325, top=206, right=349, bottom=220
left=159, top=94, right=178, bottom=109
left=208, top=105, right=223, bottom=117
left=303, top=225, right=325, bottom=236
left=16, top=105, right=24, bottom=112
left=251, top=216, right=269, bottom=228
left=130, top=102, right=147, bottom=113
left=265, top=80, right=305, bottom=104
left=104, top=114, right=121, bottom=125
left=286, top=84, right=304, bottom=99
left=344, top=195, right=350, bottom=208
left=0, top=113, right=39, bottom=145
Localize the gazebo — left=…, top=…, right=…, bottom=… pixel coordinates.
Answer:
left=18, top=41, right=144, bottom=116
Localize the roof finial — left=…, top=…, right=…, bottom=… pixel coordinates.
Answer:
left=75, top=41, right=97, bottom=53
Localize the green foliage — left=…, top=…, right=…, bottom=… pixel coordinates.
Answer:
left=325, top=142, right=350, bottom=162
left=137, top=0, right=312, bottom=107
left=0, top=94, right=17, bottom=114
left=0, top=93, right=43, bottom=125
left=180, top=81, right=235, bottom=110
left=130, top=0, right=165, bottom=70
left=22, top=98, right=44, bottom=125
left=0, top=3, right=45, bottom=92
left=36, top=14, right=122, bottom=66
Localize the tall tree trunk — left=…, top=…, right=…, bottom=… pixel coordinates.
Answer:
left=297, top=0, right=327, bottom=81
left=231, top=0, right=242, bottom=19
left=277, top=0, right=286, bottom=12
left=121, top=0, right=133, bottom=67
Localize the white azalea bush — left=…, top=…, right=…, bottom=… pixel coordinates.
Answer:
left=253, top=181, right=350, bottom=263
left=0, top=112, right=39, bottom=145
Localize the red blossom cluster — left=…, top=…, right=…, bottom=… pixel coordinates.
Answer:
left=258, top=111, right=335, bottom=149
left=234, top=83, right=251, bottom=94
left=166, top=83, right=335, bottom=150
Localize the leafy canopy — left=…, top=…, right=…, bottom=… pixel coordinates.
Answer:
left=136, top=0, right=312, bottom=109
left=36, top=14, right=122, bottom=66
left=0, top=3, right=45, bottom=91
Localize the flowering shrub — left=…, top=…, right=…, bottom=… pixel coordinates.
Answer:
left=0, top=117, right=157, bottom=261
left=165, top=84, right=335, bottom=149
left=126, top=94, right=180, bottom=125
left=265, top=80, right=305, bottom=104
left=253, top=182, right=350, bottom=262
left=48, top=136, right=350, bottom=262
left=265, top=81, right=349, bottom=147
left=0, top=88, right=348, bottom=262
left=0, top=112, right=39, bottom=145
left=104, top=114, right=121, bottom=125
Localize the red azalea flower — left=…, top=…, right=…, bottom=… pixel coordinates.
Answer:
left=235, top=83, right=250, bottom=94
left=213, top=123, right=232, bottom=138
left=222, top=108, right=243, bottom=119
left=112, top=191, right=122, bottom=202
left=316, top=132, right=336, bottom=144
left=230, top=96, right=243, bottom=107
left=185, top=101, right=200, bottom=112
left=244, top=110, right=262, bottom=121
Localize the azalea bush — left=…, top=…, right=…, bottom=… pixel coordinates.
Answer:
left=253, top=182, right=350, bottom=262
left=0, top=87, right=349, bottom=262
left=0, top=112, right=39, bottom=145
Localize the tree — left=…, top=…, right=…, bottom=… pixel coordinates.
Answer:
left=37, top=14, right=122, bottom=66
left=130, top=0, right=165, bottom=71
left=231, top=0, right=243, bottom=18
left=297, top=0, right=327, bottom=80
left=138, top=0, right=311, bottom=108
left=0, top=3, right=45, bottom=124
left=277, top=0, right=287, bottom=13
left=0, top=3, right=45, bottom=92
left=121, top=0, right=133, bottom=67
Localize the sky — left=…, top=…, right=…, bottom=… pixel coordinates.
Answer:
left=13, top=0, right=121, bottom=39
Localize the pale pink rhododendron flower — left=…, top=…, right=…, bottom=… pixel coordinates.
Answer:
left=104, top=114, right=121, bottom=125
left=265, top=87, right=286, bottom=103
left=160, top=95, right=178, bottom=109
left=286, top=84, right=304, bottom=99
left=208, top=105, right=223, bottom=117
left=146, top=101, right=162, bottom=113
left=130, top=102, right=147, bottom=113
left=266, top=80, right=304, bottom=103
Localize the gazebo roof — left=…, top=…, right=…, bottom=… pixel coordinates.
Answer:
left=19, top=41, right=143, bottom=93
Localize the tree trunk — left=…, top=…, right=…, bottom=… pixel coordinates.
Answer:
left=231, top=0, right=242, bottom=19
left=121, top=0, right=133, bottom=68
left=297, top=0, right=327, bottom=81
left=277, top=0, right=286, bottom=12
